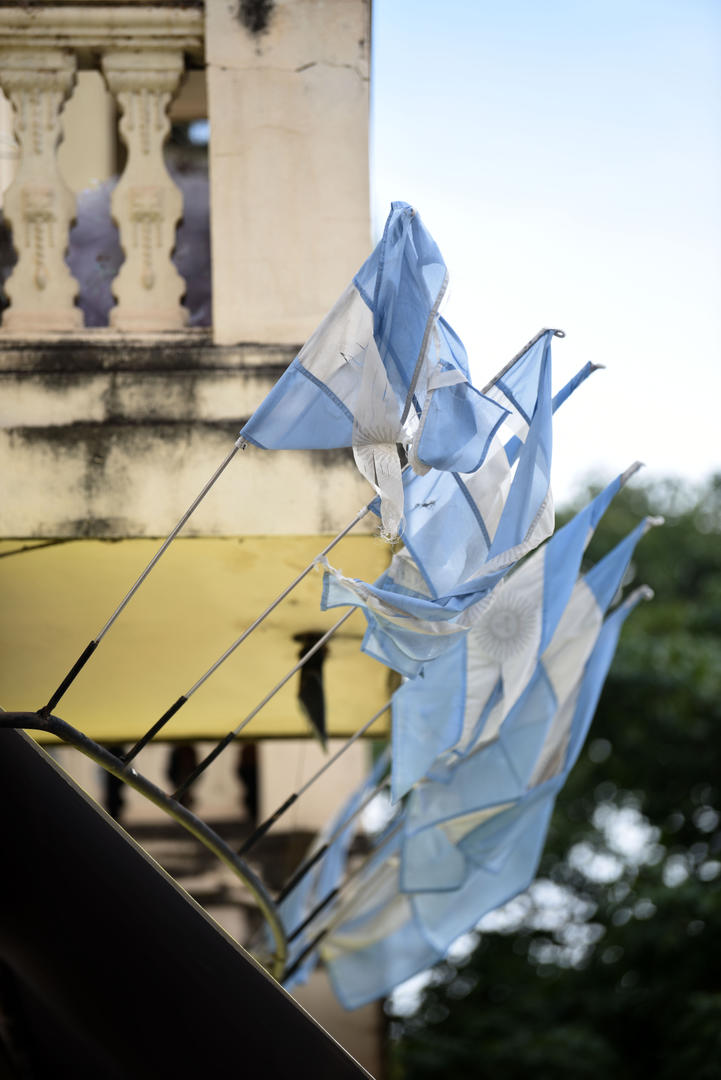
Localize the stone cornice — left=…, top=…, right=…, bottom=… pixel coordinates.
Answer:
left=0, top=5, right=204, bottom=58
left=0, top=337, right=299, bottom=375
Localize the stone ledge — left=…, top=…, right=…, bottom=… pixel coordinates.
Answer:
left=0, top=335, right=299, bottom=374
left=0, top=5, right=204, bottom=59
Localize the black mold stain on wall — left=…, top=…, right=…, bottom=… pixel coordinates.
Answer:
left=237, top=0, right=275, bottom=35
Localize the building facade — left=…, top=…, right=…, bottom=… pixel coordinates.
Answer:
left=0, top=1, right=387, bottom=1070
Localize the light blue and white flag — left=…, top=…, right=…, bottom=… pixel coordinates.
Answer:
left=320, top=826, right=444, bottom=1011
left=385, top=353, right=599, bottom=607
left=320, top=547, right=467, bottom=680
left=240, top=202, right=507, bottom=539
left=409, top=586, right=652, bottom=954
left=399, top=518, right=659, bottom=894
left=318, top=361, right=601, bottom=684
left=320, top=585, right=650, bottom=1009
left=279, top=748, right=391, bottom=991
left=386, top=469, right=646, bottom=798
left=319, top=781, right=558, bottom=1009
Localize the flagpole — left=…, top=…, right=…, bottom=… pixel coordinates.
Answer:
left=126, top=609, right=358, bottom=768
left=163, top=609, right=356, bottom=791
left=184, top=506, right=372, bottom=701
left=275, top=777, right=390, bottom=905
left=282, top=819, right=405, bottom=979
left=110, top=503, right=373, bottom=761
left=286, top=819, right=403, bottom=945
left=283, top=930, right=327, bottom=983
left=41, top=438, right=246, bottom=714
left=237, top=701, right=392, bottom=857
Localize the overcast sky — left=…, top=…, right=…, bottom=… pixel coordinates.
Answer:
left=371, top=0, right=721, bottom=504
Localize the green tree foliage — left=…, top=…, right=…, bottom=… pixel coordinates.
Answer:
left=390, top=475, right=721, bottom=1079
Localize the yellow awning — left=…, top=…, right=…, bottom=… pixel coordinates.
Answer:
left=0, top=535, right=392, bottom=743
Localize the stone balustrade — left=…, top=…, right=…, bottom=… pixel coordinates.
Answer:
left=0, top=4, right=204, bottom=333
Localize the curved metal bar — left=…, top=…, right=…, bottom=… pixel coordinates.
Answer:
left=0, top=711, right=287, bottom=981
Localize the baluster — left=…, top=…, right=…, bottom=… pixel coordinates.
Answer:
left=0, top=48, right=81, bottom=331
left=101, top=50, right=188, bottom=332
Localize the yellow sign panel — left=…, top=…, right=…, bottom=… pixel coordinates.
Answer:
left=0, top=535, right=392, bottom=743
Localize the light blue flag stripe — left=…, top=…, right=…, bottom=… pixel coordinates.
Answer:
left=385, top=335, right=555, bottom=602
left=504, top=360, right=598, bottom=465
left=538, top=466, right=635, bottom=653
left=242, top=357, right=355, bottom=450
left=324, top=784, right=558, bottom=1008
left=411, top=782, right=560, bottom=954
left=487, top=334, right=553, bottom=558
left=584, top=517, right=652, bottom=611
left=353, top=202, right=446, bottom=413
left=562, top=588, right=651, bottom=774
left=390, top=637, right=468, bottom=799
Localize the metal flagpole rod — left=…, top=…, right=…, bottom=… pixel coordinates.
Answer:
left=41, top=439, right=247, bottom=715
left=128, top=321, right=533, bottom=751
left=287, top=817, right=403, bottom=945
left=282, top=819, right=405, bottom=981
left=237, top=701, right=392, bottom=858
left=166, top=609, right=356, bottom=792
left=184, top=508, right=372, bottom=701
left=40, top=333, right=545, bottom=720
left=138, top=330, right=533, bottom=745
left=275, top=776, right=390, bottom=905
left=120, top=505, right=374, bottom=762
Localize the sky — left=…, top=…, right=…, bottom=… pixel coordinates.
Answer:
left=370, top=0, right=721, bottom=505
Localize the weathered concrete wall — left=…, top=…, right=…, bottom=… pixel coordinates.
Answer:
left=0, top=336, right=378, bottom=538
left=0, top=337, right=390, bottom=743
left=206, top=0, right=371, bottom=345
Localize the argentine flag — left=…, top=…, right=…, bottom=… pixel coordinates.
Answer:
left=240, top=202, right=507, bottom=539
left=399, top=520, right=659, bottom=896
left=381, top=353, right=600, bottom=608
left=320, top=586, right=650, bottom=1009
left=387, top=469, right=647, bottom=799
left=320, top=828, right=443, bottom=1011
left=279, top=749, right=390, bottom=991
left=319, top=360, right=601, bottom=685
left=409, top=586, right=652, bottom=954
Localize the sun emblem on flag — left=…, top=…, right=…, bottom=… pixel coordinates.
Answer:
left=474, top=588, right=540, bottom=662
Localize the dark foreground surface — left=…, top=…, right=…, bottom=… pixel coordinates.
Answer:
left=0, top=729, right=371, bottom=1079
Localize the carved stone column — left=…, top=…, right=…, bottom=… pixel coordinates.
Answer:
left=0, top=49, right=82, bottom=331
left=101, top=50, right=188, bottom=332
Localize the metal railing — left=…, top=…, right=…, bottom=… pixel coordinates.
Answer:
left=0, top=4, right=204, bottom=332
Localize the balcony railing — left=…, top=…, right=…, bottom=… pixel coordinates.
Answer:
left=0, top=3, right=204, bottom=333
